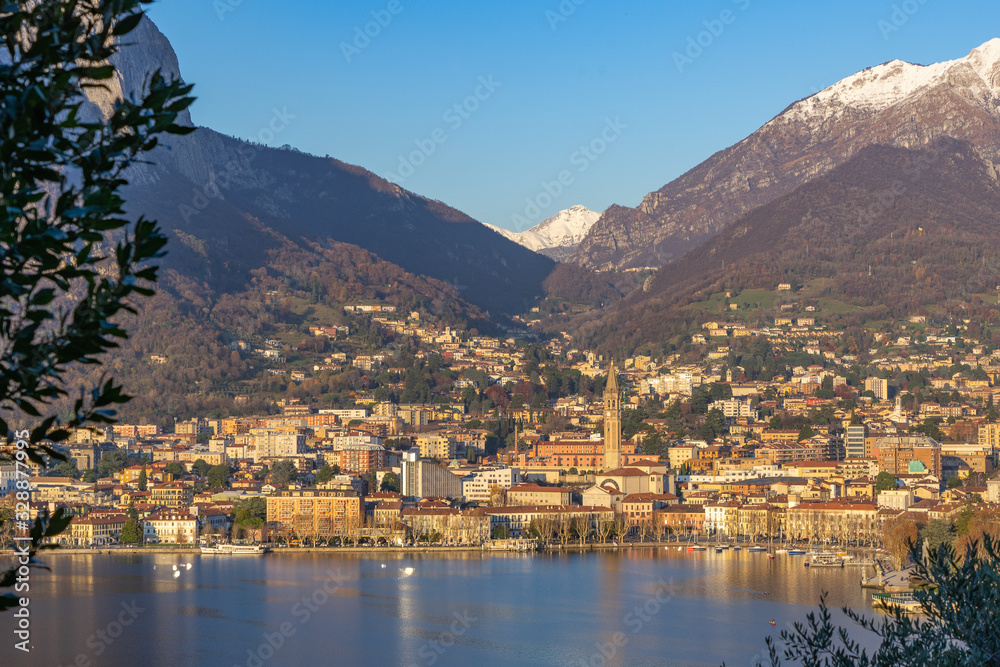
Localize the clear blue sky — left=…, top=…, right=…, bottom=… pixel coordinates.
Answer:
left=148, top=0, right=1000, bottom=232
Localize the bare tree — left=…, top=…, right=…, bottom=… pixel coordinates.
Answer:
left=489, top=485, right=508, bottom=507
left=555, top=514, right=572, bottom=546
left=569, top=516, right=588, bottom=546
left=636, top=516, right=651, bottom=543
left=598, top=518, right=615, bottom=544
left=883, top=514, right=920, bottom=569
left=613, top=516, right=629, bottom=543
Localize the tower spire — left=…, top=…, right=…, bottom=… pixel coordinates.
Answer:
left=603, top=361, right=622, bottom=471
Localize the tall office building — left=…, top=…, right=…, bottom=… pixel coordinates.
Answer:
left=846, top=424, right=867, bottom=459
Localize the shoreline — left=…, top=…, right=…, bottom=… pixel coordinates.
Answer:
left=2, top=542, right=886, bottom=557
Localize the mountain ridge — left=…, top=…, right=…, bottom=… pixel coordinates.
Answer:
left=572, top=138, right=1000, bottom=353
left=571, top=38, right=1000, bottom=272
left=94, top=17, right=555, bottom=317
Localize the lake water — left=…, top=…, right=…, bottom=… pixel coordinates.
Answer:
left=9, top=549, right=879, bottom=667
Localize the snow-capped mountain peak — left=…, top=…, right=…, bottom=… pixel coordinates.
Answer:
left=782, top=38, right=1000, bottom=123
left=486, top=205, right=600, bottom=260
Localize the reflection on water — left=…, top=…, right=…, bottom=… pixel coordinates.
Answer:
left=12, top=549, right=878, bottom=667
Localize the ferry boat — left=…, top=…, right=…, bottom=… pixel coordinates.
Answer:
left=872, top=592, right=922, bottom=614
left=806, top=552, right=844, bottom=568
left=200, top=543, right=267, bottom=555
left=484, top=539, right=541, bottom=552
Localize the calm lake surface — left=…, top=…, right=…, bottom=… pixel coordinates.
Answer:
left=11, top=549, right=879, bottom=667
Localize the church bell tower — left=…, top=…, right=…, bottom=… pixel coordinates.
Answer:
left=603, top=361, right=622, bottom=471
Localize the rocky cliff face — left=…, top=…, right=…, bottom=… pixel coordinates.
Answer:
left=572, top=39, right=1000, bottom=271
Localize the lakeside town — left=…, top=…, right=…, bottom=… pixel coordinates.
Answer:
left=4, top=296, right=1000, bottom=576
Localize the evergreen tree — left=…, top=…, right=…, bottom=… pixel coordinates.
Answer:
left=138, top=465, right=147, bottom=492
left=742, top=537, right=1000, bottom=666
left=986, top=395, right=999, bottom=422
left=875, top=472, right=898, bottom=493
left=315, top=463, right=335, bottom=484
left=120, top=519, right=142, bottom=545
left=0, top=0, right=193, bottom=612
left=380, top=472, right=401, bottom=493
left=207, top=464, right=231, bottom=489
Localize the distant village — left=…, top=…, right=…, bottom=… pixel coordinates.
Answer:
left=6, top=298, right=1000, bottom=552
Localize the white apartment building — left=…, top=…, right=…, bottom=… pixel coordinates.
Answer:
left=144, top=509, right=199, bottom=544
left=250, top=429, right=306, bottom=462
left=401, top=450, right=464, bottom=499
left=327, top=435, right=383, bottom=450
left=461, top=465, right=523, bottom=503
left=717, top=398, right=758, bottom=420
left=0, top=465, right=17, bottom=494
left=415, top=434, right=458, bottom=461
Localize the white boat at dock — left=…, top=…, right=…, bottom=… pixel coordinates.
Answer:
left=872, top=591, right=922, bottom=614
left=200, top=543, right=268, bottom=555
left=483, top=539, right=541, bottom=552
left=805, top=552, right=844, bottom=568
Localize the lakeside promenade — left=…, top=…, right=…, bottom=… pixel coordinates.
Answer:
left=2, top=541, right=887, bottom=557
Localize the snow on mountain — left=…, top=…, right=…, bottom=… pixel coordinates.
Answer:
left=574, top=38, right=1000, bottom=271
left=782, top=38, right=1000, bottom=122
left=486, top=205, right=600, bottom=260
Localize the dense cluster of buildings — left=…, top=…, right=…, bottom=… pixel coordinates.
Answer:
left=7, top=303, right=1000, bottom=549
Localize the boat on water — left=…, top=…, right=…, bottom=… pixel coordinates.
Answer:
left=484, top=539, right=541, bottom=551
left=775, top=549, right=789, bottom=554
left=200, top=543, right=268, bottom=555
left=787, top=549, right=807, bottom=556
left=872, top=592, right=922, bottom=614
left=715, top=547, right=723, bottom=553
left=807, top=552, right=845, bottom=568
left=687, top=545, right=707, bottom=552
left=732, top=546, right=741, bottom=551
left=747, top=546, right=767, bottom=553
